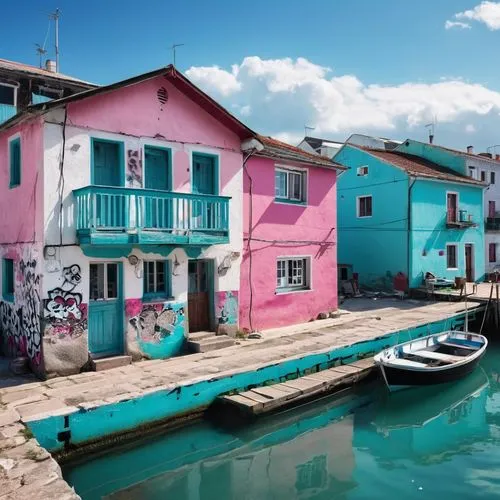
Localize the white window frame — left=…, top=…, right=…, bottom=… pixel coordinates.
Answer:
left=446, top=191, right=459, bottom=223
left=446, top=243, right=459, bottom=270
left=356, top=195, right=372, bottom=218
left=0, top=82, right=18, bottom=107
left=357, top=165, right=369, bottom=176
left=143, top=260, right=169, bottom=296
left=274, top=165, right=308, bottom=204
left=276, top=256, right=312, bottom=294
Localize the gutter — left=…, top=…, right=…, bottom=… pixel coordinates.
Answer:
left=407, top=177, right=417, bottom=286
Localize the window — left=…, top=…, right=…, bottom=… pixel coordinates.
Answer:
left=490, top=243, right=497, bottom=263
left=276, top=257, right=310, bottom=292
left=357, top=166, right=369, bottom=176
left=468, top=166, right=476, bottom=178
left=357, top=196, right=372, bottom=218
left=0, top=83, right=16, bottom=106
left=9, top=136, right=21, bottom=188
left=275, top=167, right=307, bottom=203
left=143, top=260, right=171, bottom=299
left=339, top=266, right=349, bottom=281
left=481, top=171, right=486, bottom=182
left=446, top=244, right=458, bottom=270
left=89, top=263, right=119, bottom=300
left=2, top=259, right=14, bottom=301
left=491, top=172, right=496, bottom=185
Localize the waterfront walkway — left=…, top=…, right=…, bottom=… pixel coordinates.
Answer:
left=0, top=298, right=482, bottom=499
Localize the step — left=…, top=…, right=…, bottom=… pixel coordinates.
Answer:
left=187, top=336, right=235, bottom=353
left=188, top=331, right=216, bottom=341
left=91, top=355, right=132, bottom=372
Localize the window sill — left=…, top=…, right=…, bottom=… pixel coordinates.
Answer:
left=275, top=287, right=313, bottom=296
left=142, top=295, right=175, bottom=303
left=274, top=198, right=307, bottom=206
left=357, top=215, right=372, bottom=219
left=446, top=268, right=459, bottom=271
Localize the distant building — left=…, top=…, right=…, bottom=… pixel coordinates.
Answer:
left=0, top=58, right=96, bottom=124
left=297, top=136, right=344, bottom=158
left=334, top=143, right=485, bottom=291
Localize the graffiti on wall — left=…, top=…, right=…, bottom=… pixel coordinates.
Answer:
left=216, top=291, right=238, bottom=325
left=126, top=149, right=142, bottom=188
left=127, top=299, right=186, bottom=359
left=0, top=248, right=42, bottom=367
left=44, top=264, right=87, bottom=340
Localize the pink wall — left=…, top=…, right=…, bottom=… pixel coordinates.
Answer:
left=239, top=157, right=338, bottom=331
left=0, top=118, right=43, bottom=244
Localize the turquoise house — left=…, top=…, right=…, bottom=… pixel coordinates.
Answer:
left=334, top=143, right=485, bottom=290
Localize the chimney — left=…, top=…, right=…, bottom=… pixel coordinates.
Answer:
left=45, top=59, right=57, bottom=73
left=467, top=145, right=474, bottom=154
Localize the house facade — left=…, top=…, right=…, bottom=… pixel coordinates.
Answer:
left=0, top=58, right=95, bottom=124
left=0, top=66, right=254, bottom=377
left=334, top=144, right=485, bottom=291
left=239, top=137, right=343, bottom=331
left=396, top=139, right=500, bottom=276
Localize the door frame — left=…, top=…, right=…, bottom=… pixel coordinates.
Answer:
left=464, top=243, right=475, bottom=282
left=88, top=260, right=125, bottom=358
left=90, top=137, right=125, bottom=186
left=188, top=258, right=215, bottom=332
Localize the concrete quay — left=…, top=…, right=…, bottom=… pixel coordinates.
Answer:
left=0, top=298, right=483, bottom=498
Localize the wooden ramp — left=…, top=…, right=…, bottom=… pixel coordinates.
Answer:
left=219, top=357, right=375, bottom=416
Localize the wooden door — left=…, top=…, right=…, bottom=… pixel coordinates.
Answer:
left=88, top=262, right=123, bottom=357
left=489, top=201, right=496, bottom=218
left=447, top=193, right=457, bottom=223
left=188, top=260, right=211, bottom=332
left=92, top=139, right=122, bottom=186
left=465, top=244, right=474, bottom=282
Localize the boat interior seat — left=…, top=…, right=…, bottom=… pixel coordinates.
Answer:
left=441, top=341, right=479, bottom=351
left=415, top=350, right=464, bottom=363
left=390, top=358, right=428, bottom=368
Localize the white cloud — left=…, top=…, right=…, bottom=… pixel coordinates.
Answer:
left=444, top=20, right=471, bottom=30
left=453, top=1, right=500, bottom=30
left=185, top=56, right=500, bottom=143
left=184, top=64, right=241, bottom=96
left=239, top=105, right=252, bottom=116
left=465, top=124, right=476, bottom=133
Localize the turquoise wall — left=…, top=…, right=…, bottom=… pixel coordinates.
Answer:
left=410, top=179, right=485, bottom=287
left=335, top=146, right=409, bottom=289
left=396, top=140, right=467, bottom=176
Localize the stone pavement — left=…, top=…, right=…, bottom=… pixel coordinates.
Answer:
left=0, top=298, right=481, bottom=499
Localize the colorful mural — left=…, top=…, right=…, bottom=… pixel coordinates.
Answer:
left=127, top=299, right=186, bottom=359
left=216, top=291, right=238, bottom=325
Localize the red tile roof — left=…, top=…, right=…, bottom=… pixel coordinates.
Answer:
left=257, top=135, right=345, bottom=169
left=0, top=58, right=96, bottom=87
left=360, top=147, right=485, bottom=186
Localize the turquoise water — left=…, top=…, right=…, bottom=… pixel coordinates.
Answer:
left=64, top=344, right=500, bottom=500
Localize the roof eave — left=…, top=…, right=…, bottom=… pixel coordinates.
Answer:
left=255, top=151, right=345, bottom=170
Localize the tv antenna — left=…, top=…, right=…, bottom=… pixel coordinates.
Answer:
left=304, top=125, right=315, bottom=137
left=35, top=44, right=47, bottom=68
left=49, top=8, right=61, bottom=72
left=425, top=122, right=435, bottom=144
left=170, top=43, right=185, bottom=66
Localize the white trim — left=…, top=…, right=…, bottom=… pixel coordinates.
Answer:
left=275, top=255, right=312, bottom=292
left=274, top=165, right=308, bottom=204
left=356, top=194, right=372, bottom=218
left=0, top=81, right=18, bottom=107
left=446, top=243, right=459, bottom=270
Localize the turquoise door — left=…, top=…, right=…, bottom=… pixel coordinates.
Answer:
left=92, top=139, right=122, bottom=186
left=192, top=154, right=217, bottom=195
left=88, top=262, right=123, bottom=357
left=144, top=146, right=171, bottom=228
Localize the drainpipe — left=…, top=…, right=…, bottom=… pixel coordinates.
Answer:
left=407, top=177, right=416, bottom=289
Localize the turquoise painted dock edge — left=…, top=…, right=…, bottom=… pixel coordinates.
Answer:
left=28, top=310, right=478, bottom=453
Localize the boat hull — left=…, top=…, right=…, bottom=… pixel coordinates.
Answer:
left=380, top=351, right=485, bottom=389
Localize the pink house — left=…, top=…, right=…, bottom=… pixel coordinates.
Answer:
left=239, top=136, right=345, bottom=331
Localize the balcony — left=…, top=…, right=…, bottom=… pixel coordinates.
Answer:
left=446, top=209, right=477, bottom=229
left=73, top=186, right=230, bottom=247
left=486, top=215, right=500, bottom=231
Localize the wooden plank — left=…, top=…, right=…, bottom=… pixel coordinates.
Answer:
left=281, top=378, right=321, bottom=394
left=270, top=384, right=297, bottom=394
left=302, top=372, right=341, bottom=383
left=350, top=358, right=375, bottom=369
left=251, top=386, right=299, bottom=402
left=222, top=394, right=262, bottom=411
left=329, top=365, right=361, bottom=374
left=240, top=391, right=273, bottom=404
left=415, top=350, right=464, bottom=363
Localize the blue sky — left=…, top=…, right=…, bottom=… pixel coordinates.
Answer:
left=2, top=1, right=500, bottom=150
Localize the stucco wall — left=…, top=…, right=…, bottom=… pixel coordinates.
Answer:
left=410, top=179, right=484, bottom=287
left=40, top=75, right=244, bottom=374
left=239, top=156, right=338, bottom=331
left=335, top=146, right=409, bottom=290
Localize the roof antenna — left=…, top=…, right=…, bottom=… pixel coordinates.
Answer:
left=49, top=8, right=61, bottom=72
left=170, top=43, right=185, bottom=67
left=425, top=122, right=435, bottom=144
left=35, top=44, right=47, bottom=69
left=304, top=125, right=315, bottom=137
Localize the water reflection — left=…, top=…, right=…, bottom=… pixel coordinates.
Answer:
left=65, top=348, right=500, bottom=500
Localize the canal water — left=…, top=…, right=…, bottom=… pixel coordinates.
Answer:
left=63, top=343, right=500, bottom=500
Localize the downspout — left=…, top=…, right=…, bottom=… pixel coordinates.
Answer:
left=407, top=177, right=416, bottom=289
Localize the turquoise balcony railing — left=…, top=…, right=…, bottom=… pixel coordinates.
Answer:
left=73, top=186, right=230, bottom=246
left=0, top=104, right=17, bottom=124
